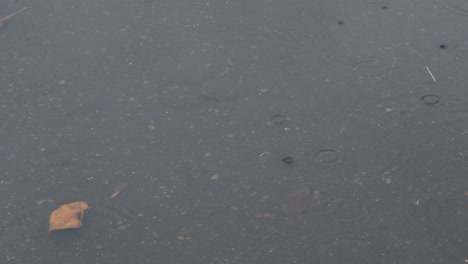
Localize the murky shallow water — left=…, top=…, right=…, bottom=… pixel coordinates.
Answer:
left=0, top=0, right=466, bottom=263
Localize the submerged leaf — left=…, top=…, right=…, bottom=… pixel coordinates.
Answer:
left=280, top=186, right=311, bottom=217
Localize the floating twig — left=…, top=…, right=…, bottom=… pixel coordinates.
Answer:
left=425, top=66, right=436, bottom=82
left=0, top=7, right=27, bottom=28
left=111, top=183, right=129, bottom=199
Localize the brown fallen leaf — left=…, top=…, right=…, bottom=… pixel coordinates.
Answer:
left=280, top=186, right=311, bottom=217
left=49, top=201, right=89, bottom=231
left=111, top=183, right=128, bottom=199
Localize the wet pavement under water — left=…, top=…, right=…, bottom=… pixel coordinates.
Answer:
left=0, top=0, right=466, bottom=263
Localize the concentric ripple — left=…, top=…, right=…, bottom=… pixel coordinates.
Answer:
left=419, top=94, right=441, bottom=106
left=397, top=166, right=466, bottom=234
left=314, top=148, right=343, bottom=166
left=450, top=40, right=468, bottom=59
left=402, top=99, right=468, bottom=136
left=266, top=113, right=294, bottom=128
left=302, top=109, right=412, bottom=183
left=397, top=188, right=466, bottom=262
left=445, top=1, right=468, bottom=16
left=326, top=193, right=369, bottom=224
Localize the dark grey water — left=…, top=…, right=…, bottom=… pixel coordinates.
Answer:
left=0, top=0, right=466, bottom=263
